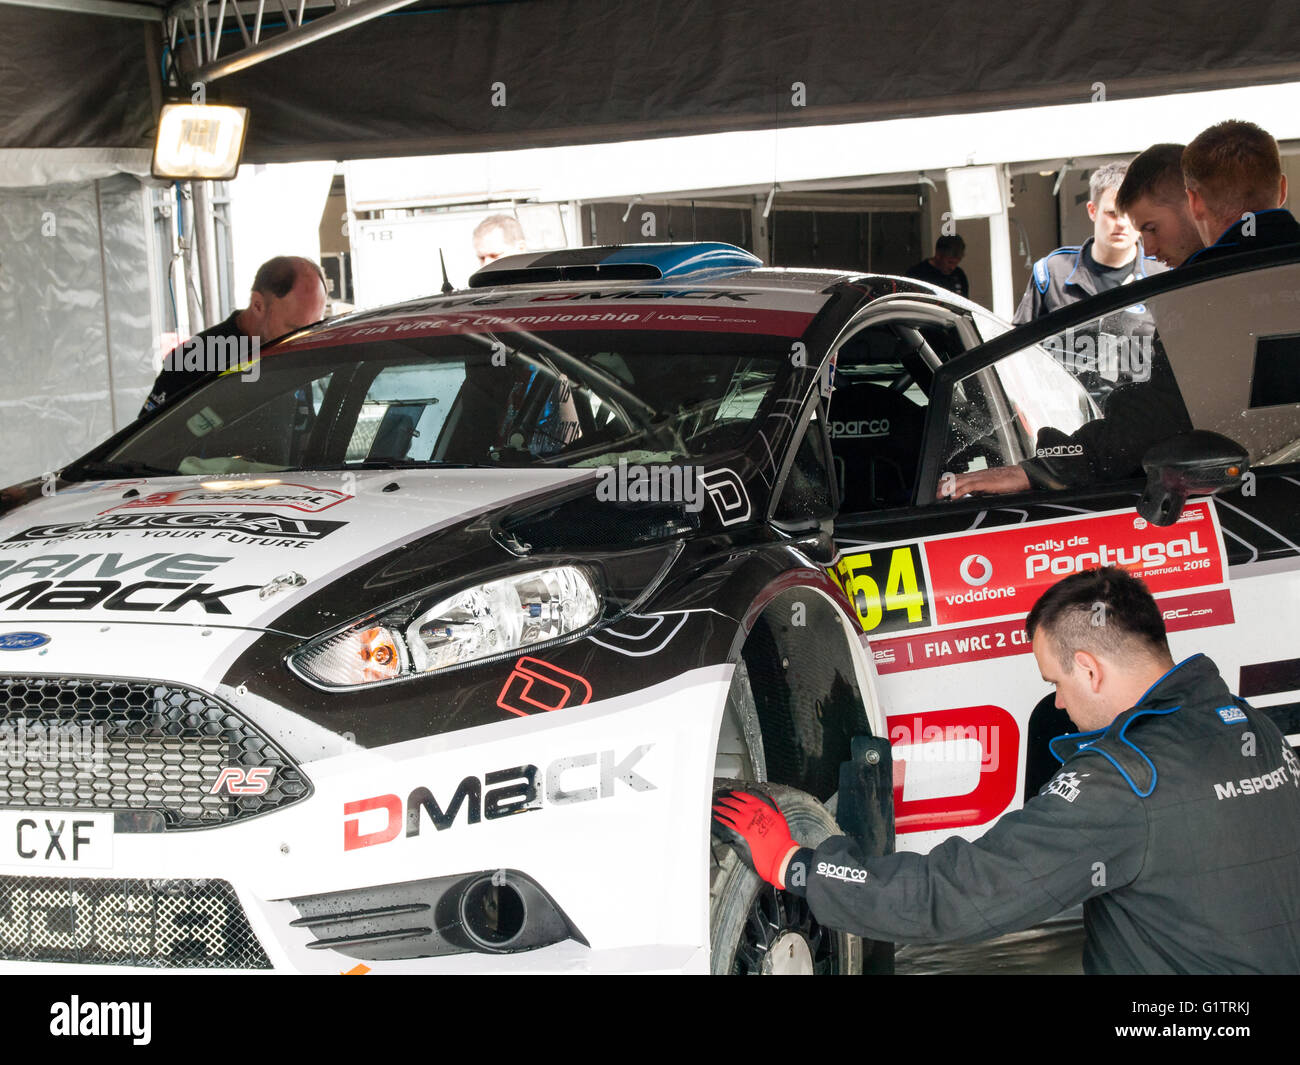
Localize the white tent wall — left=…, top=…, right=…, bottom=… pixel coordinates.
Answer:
left=227, top=161, right=336, bottom=303
left=0, top=174, right=159, bottom=485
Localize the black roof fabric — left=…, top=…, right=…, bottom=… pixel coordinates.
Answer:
left=3, top=1, right=1300, bottom=161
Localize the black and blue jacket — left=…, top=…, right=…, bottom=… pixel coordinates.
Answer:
left=786, top=654, right=1300, bottom=973
left=1013, top=236, right=1165, bottom=325
left=1183, top=208, right=1300, bottom=266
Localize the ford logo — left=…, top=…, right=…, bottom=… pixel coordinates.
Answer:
left=0, top=631, right=50, bottom=651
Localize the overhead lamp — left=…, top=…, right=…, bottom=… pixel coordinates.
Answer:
left=944, top=165, right=1004, bottom=219
left=152, top=103, right=249, bottom=180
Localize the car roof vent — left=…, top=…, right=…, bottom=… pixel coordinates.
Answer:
left=468, top=242, right=762, bottom=288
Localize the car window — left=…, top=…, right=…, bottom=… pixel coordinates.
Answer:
left=347, top=363, right=464, bottom=462
left=829, top=322, right=937, bottom=511
left=773, top=410, right=835, bottom=523
left=970, top=305, right=1012, bottom=345
left=90, top=330, right=796, bottom=477
left=929, top=262, right=1300, bottom=501
left=1118, top=261, right=1300, bottom=463
left=934, top=335, right=1170, bottom=495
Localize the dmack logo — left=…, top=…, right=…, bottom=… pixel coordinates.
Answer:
left=343, top=745, right=655, bottom=851
left=887, top=706, right=1020, bottom=834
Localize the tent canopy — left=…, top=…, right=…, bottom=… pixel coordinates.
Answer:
left=2, top=0, right=1300, bottom=164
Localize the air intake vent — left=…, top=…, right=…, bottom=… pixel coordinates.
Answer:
left=469, top=263, right=661, bottom=288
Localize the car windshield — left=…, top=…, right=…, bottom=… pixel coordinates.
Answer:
left=79, top=329, right=797, bottom=478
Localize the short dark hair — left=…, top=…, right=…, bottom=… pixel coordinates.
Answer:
left=1116, top=144, right=1187, bottom=213
left=1025, top=567, right=1170, bottom=671
left=251, top=256, right=326, bottom=299
left=1183, top=120, right=1284, bottom=218
left=935, top=234, right=965, bottom=256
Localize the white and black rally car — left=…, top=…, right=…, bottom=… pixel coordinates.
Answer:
left=0, top=241, right=1296, bottom=974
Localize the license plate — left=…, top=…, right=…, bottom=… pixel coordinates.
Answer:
left=0, top=811, right=114, bottom=870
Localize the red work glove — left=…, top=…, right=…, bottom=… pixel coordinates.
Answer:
left=711, top=790, right=800, bottom=888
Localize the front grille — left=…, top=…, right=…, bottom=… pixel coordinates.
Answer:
left=0, top=676, right=310, bottom=828
left=0, top=875, right=270, bottom=968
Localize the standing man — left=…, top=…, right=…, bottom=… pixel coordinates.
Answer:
left=904, top=234, right=969, bottom=297
left=1115, top=143, right=1205, bottom=267
left=1014, top=163, right=1165, bottom=324
left=713, top=567, right=1300, bottom=974
left=472, top=214, right=528, bottom=267
left=141, top=255, right=327, bottom=417
left=1182, top=120, right=1300, bottom=265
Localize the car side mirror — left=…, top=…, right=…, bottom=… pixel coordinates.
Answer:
left=1138, top=431, right=1248, bottom=527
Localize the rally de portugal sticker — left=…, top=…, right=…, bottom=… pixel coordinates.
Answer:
left=922, top=501, right=1224, bottom=627
left=832, top=503, right=1229, bottom=664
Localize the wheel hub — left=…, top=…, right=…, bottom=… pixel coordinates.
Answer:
left=761, top=930, right=815, bottom=975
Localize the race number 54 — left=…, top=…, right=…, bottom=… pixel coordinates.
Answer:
left=831, top=544, right=930, bottom=635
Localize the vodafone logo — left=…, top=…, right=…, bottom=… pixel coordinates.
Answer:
left=959, top=554, right=993, bottom=587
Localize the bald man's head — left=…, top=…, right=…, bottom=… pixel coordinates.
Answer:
left=242, top=256, right=328, bottom=344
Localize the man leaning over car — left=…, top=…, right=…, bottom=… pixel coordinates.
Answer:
left=140, top=255, right=328, bottom=418
left=713, top=567, right=1300, bottom=974
left=1181, top=120, right=1300, bottom=266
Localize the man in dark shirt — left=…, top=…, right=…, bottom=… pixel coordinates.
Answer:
left=1014, top=162, right=1165, bottom=324
left=713, top=568, right=1300, bottom=974
left=905, top=234, right=969, bottom=297
left=140, top=255, right=328, bottom=417
left=1181, top=120, right=1300, bottom=266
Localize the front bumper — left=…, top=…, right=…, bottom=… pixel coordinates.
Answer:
left=0, top=652, right=731, bottom=973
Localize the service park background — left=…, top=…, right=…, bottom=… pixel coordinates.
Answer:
left=2, top=1, right=1300, bottom=487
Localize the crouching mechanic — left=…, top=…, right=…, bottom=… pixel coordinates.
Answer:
left=713, top=567, right=1300, bottom=974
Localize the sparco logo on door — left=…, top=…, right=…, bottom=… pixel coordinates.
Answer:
left=0, top=553, right=257, bottom=615
left=343, top=745, right=655, bottom=851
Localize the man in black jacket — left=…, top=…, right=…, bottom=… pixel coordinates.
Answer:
left=714, top=567, right=1300, bottom=973
left=905, top=235, right=969, bottom=298
left=140, top=255, right=327, bottom=417
left=1182, top=120, right=1300, bottom=266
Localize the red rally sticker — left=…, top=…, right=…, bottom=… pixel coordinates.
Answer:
left=872, top=588, right=1235, bottom=675
left=283, top=306, right=817, bottom=351
left=845, top=502, right=1232, bottom=673
left=922, top=502, right=1223, bottom=627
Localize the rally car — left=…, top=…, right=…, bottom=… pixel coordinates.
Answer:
left=0, top=241, right=1295, bottom=974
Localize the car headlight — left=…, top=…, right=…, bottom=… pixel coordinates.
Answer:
left=289, top=566, right=602, bottom=688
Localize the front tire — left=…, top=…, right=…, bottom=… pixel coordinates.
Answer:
left=709, top=781, right=863, bottom=974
